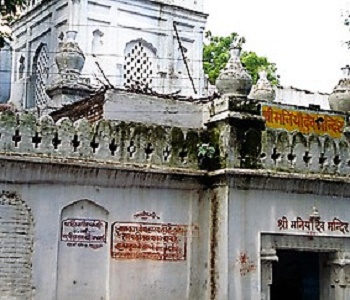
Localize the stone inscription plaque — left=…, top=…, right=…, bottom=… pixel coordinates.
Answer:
left=111, top=222, right=187, bottom=261
left=61, top=219, right=107, bottom=244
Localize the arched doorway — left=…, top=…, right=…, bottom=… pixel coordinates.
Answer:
left=261, top=234, right=350, bottom=300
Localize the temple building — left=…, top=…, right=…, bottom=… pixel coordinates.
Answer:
left=2, top=0, right=350, bottom=300
left=6, top=0, right=207, bottom=110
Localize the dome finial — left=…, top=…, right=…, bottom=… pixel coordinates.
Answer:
left=329, top=65, right=350, bottom=112
left=45, top=30, right=94, bottom=110
left=248, top=70, right=275, bottom=102
left=215, top=35, right=252, bottom=97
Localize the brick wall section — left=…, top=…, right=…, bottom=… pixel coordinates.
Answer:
left=50, top=91, right=105, bottom=123
left=0, top=191, right=34, bottom=300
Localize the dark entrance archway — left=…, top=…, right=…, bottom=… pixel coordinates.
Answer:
left=271, top=250, right=320, bottom=300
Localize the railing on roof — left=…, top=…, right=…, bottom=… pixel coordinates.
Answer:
left=3, top=99, right=350, bottom=177
left=0, top=111, right=211, bottom=171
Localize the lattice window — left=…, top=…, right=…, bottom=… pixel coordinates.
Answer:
left=33, top=44, right=50, bottom=107
left=123, top=41, right=155, bottom=89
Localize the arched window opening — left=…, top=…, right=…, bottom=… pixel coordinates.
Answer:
left=28, top=44, right=50, bottom=108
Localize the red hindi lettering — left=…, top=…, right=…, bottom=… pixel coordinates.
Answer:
left=262, top=106, right=273, bottom=123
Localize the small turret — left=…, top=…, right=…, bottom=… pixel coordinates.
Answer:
left=45, top=30, right=94, bottom=111
left=55, top=30, right=85, bottom=84
left=45, top=0, right=95, bottom=112
left=329, top=65, right=350, bottom=112
left=215, top=38, right=252, bottom=97
left=248, top=70, right=275, bottom=102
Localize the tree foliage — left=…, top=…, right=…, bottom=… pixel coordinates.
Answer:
left=241, top=51, right=279, bottom=85
left=0, top=0, right=26, bottom=47
left=203, top=31, right=279, bottom=86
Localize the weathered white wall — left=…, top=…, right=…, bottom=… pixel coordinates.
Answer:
left=0, top=160, right=210, bottom=300
left=79, top=0, right=207, bottom=96
left=104, top=90, right=209, bottom=128
left=275, top=86, right=330, bottom=110
left=4, top=158, right=350, bottom=300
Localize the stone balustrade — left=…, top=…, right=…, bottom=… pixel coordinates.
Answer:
left=5, top=103, right=350, bottom=177
left=259, top=104, right=350, bottom=176
left=260, top=128, right=350, bottom=176
left=227, top=100, right=350, bottom=177
left=0, top=112, right=210, bottom=170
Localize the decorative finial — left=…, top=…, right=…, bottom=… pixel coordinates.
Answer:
left=259, top=70, right=268, bottom=80
left=232, top=35, right=245, bottom=50
left=45, top=30, right=95, bottom=110
left=215, top=35, right=252, bottom=97
left=248, top=69, right=275, bottom=102
left=54, top=31, right=85, bottom=83
left=341, top=65, right=350, bottom=79
left=329, top=64, right=350, bottom=112
left=309, top=206, right=320, bottom=222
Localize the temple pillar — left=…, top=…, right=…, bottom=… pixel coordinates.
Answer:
left=329, top=251, right=350, bottom=300
left=260, top=240, right=278, bottom=300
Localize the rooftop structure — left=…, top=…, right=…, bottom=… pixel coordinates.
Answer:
left=7, top=0, right=208, bottom=111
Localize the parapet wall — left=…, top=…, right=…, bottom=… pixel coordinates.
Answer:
left=4, top=101, right=350, bottom=177
left=259, top=104, right=350, bottom=176
left=0, top=112, right=210, bottom=170
left=260, top=129, right=350, bottom=176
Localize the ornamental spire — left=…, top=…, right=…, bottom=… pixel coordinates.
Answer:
left=215, top=38, right=252, bottom=97
left=329, top=65, right=350, bottom=112
left=248, top=70, right=275, bottom=102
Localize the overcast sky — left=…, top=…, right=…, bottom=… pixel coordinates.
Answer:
left=204, top=0, right=349, bottom=93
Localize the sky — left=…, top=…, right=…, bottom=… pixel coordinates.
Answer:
left=204, top=0, right=349, bottom=93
